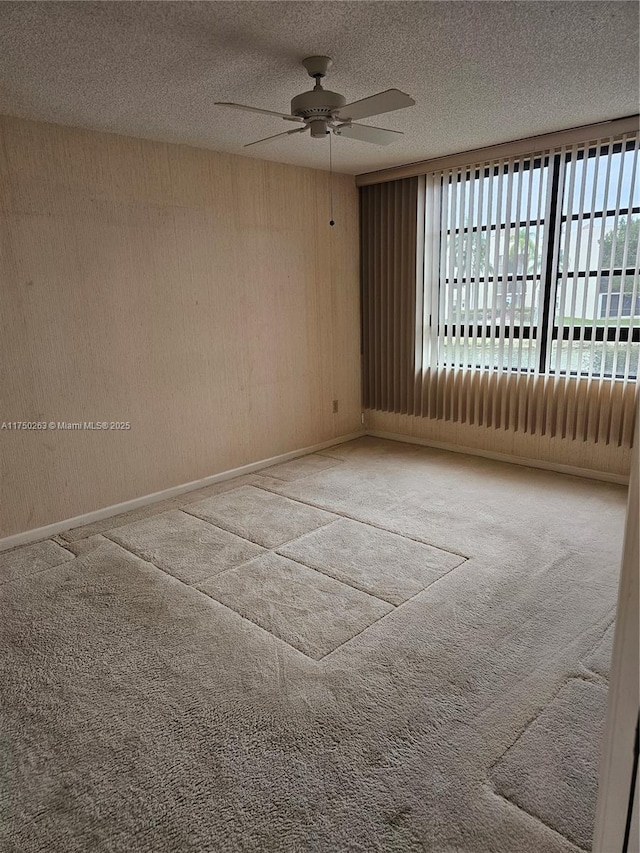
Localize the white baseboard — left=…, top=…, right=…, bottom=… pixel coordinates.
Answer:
left=366, top=429, right=630, bottom=486
left=1, top=425, right=627, bottom=552
left=0, top=431, right=365, bottom=552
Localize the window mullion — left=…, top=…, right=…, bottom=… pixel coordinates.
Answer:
left=538, top=153, right=563, bottom=374
left=556, top=147, right=580, bottom=377
left=527, top=158, right=547, bottom=372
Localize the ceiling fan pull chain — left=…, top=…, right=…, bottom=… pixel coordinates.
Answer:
left=329, top=130, right=335, bottom=227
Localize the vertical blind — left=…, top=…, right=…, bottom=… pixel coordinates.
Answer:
left=360, top=177, right=420, bottom=413
left=361, top=127, right=639, bottom=449
left=427, top=131, right=639, bottom=382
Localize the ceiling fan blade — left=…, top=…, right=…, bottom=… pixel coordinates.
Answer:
left=244, top=126, right=308, bottom=148
left=215, top=102, right=303, bottom=123
left=334, top=123, right=403, bottom=146
left=336, top=89, right=415, bottom=122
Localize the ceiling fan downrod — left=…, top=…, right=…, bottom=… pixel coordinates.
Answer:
left=291, top=57, right=346, bottom=138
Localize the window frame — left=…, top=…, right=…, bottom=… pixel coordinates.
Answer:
left=432, top=139, right=640, bottom=380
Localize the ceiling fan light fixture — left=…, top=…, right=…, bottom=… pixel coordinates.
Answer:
left=309, top=118, right=329, bottom=138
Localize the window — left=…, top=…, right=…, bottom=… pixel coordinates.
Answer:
left=553, top=140, right=639, bottom=380
left=425, top=133, right=640, bottom=381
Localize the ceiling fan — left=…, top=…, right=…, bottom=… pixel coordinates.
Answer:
left=215, top=56, right=415, bottom=148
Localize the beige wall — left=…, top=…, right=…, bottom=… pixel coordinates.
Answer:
left=366, top=409, right=632, bottom=480
left=0, top=116, right=361, bottom=538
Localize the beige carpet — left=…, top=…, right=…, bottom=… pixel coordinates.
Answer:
left=0, top=438, right=625, bottom=852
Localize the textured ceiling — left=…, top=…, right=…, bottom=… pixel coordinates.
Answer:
left=0, top=1, right=637, bottom=176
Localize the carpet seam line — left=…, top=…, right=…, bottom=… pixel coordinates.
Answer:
left=100, top=538, right=317, bottom=661
left=485, top=782, right=590, bottom=852
left=179, top=504, right=338, bottom=551
left=255, top=455, right=343, bottom=483
left=249, top=484, right=471, bottom=560
left=8, top=508, right=471, bottom=660
left=0, top=552, right=78, bottom=586
left=50, top=536, right=78, bottom=556
left=270, top=549, right=400, bottom=607
left=487, top=674, right=608, bottom=773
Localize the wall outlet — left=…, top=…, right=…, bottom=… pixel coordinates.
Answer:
left=332, top=399, right=339, bottom=414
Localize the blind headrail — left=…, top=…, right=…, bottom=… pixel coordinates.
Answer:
left=356, top=115, right=640, bottom=187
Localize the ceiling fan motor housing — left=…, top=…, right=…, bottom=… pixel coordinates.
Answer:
left=291, top=88, right=346, bottom=124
